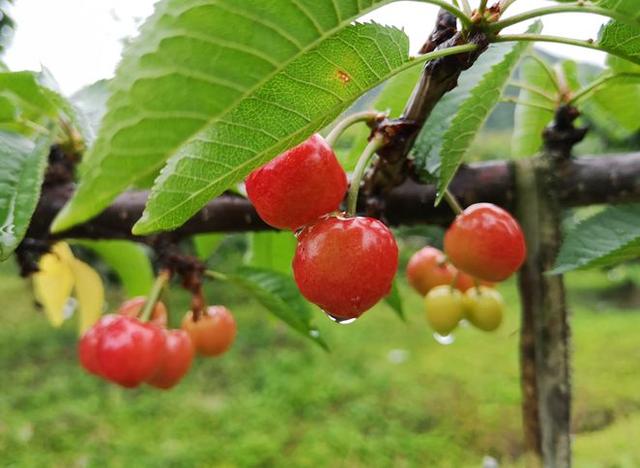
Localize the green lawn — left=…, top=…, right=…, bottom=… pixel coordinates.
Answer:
left=0, top=261, right=639, bottom=467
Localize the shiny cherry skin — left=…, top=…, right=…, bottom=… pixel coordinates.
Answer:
left=444, top=203, right=526, bottom=282
left=78, top=314, right=118, bottom=376
left=407, top=246, right=494, bottom=295
left=96, top=316, right=166, bottom=388
left=117, top=296, right=168, bottom=328
left=424, top=286, right=464, bottom=336
left=181, top=306, right=237, bottom=357
left=148, top=329, right=194, bottom=389
left=245, top=134, right=348, bottom=230
left=293, top=215, right=398, bottom=319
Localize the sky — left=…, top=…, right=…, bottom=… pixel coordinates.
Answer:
left=3, top=0, right=609, bottom=95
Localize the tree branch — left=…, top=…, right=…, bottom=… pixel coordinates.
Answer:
left=25, top=152, right=640, bottom=242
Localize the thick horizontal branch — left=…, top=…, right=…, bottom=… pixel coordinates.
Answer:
left=27, top=152, right=640, bottom=242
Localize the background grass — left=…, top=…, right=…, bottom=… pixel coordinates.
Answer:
left=0, top=258, right=639, bottom=467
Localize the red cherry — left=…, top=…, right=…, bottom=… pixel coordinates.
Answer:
left=147, top=329, right=194, bottom=389
left=181, top=306, right=236, bottom=357
left=117, top=296, right=168, bottom=328
left=455, top=272, right=494, bottom=292
left=406, top=246, right=457, bottom=296
left=292, top=215, right=398, bottom=319
left=444, top=203, right=526, bottom=282
left=245, top=134, right=348, bottom=230
left=96, top=316, right=166, bottom=388
left=78, top=314, right=117, bottom=376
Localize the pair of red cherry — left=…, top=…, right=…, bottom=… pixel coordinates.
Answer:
left=409, top=202, right=527, bottom=293
left=79, top=298, right=236, bottom=389
left=246, top=134, right=398, bottom=320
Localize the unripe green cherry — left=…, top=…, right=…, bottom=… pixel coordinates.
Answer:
left=424, top=285, right=465, bottom=336
left=463, top=286, right=504, bottom=332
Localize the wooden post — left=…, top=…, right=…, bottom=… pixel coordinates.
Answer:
left=514, top=106, right=583, bottom=467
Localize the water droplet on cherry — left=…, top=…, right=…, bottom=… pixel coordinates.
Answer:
left=324, top=312, right=357, bottom=325
left=433, top=332, right=455, bottom=345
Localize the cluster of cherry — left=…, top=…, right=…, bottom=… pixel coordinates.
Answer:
left=407, top=204, right=526, bottom=336
left=79, top=297, right=236, bottom=389
left=246, top=134, right=398, bottom=322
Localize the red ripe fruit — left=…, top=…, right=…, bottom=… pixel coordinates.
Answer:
left=181, top=306, right=237, bottom=357
left=117, top=296, right=168, bottom=328
left=455, top=272, right=494, bottom=292
left=96, top=316, right=166, bottom=388
left=245, top=134, right=348, bottom=230
left=78, top=314, right=118, bottom=376
left=292, top=215, right=398, bottom=319
left=147, top=329, right=194, bottom=389
left=444, top=203, right=526, bottom=282
left=406, top=246, right=457, bottom=296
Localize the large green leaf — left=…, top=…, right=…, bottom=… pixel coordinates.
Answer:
left=50, top=0, right=401, bottom=233
left=0, top=131, right=53, bottom=260
left=341, top=63, right=422, bottom=170
left=511, top=56, right=557, bottom=158
left=223, top=266, right=328, bottom=350
left=413, top=22, right=541, bottom=201
left=75, top=240, right=154, bottom=297
left=582, top=55, right=640, bottom=140
left=597, top=20, right=640, bottom=65
left=598, top=1, right=640, bottom=26
left=551, top=204, right=640, bottom=274
left=133, top=22, right=417, bottom=234
left=245, top=231, right=297, bottom=276
left=0, top=71, right=58, bottom=134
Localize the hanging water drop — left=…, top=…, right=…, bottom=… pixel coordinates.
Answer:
left=324, top=311, right=357, bottom=325
left=433, top=332, right=455, bottom=345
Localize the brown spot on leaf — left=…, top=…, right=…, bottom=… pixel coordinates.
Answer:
left=336, top=70, right=351, bottom=84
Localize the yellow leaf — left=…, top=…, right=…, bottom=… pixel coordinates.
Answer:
left=69, top=259, right=105, bottom=334
left=51, top=241, right=75, bottom=263
left=33, top=249, right=75, bottom=327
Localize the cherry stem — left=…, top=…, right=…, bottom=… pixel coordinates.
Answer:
left=347, top=134, right=385, bottom=216
left=443, top=189, right=464, bottom=216
left=325, top=110, right=386, bottom=148
left=488, top=3, right=631, bottom=34
left=140, top=269, right=171, bottom=322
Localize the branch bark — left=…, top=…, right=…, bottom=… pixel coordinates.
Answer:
left=25, top=152, right=640, bottom=242
left=516, top=106, right=580, bottom=468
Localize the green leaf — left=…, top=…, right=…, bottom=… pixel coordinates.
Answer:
left=0, top=130, right=53, bottom=260
left=341, top=63, right=422, bottom=170
left=597, top=1, right=640, bottom=27
left=70, top=79, right=110, bottom=144
left=0, top=71, right=59, bottom=134
left=383, top=279, right=405, bottom=322
left=414, top=22, right=541, bottom=200
left=597, top=20, right=640, bottom=65
left=193, top=233, right=224, bottom=261
left=223, top=266, right=328, bottom=350
left=581, top=56, right=640, bottom=140
left=74, top=240, right=154, bottom=297
left=133, top=21, right=415, bottom=234
left=551, top=204, right=640, bottom=274
left=50, top=0, right=401, bottom=233
left=511, top=56, right=557, bottom=159
left=37, top=69, right=94, bottom=145
left=245, top=231, right=297, bottom=276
